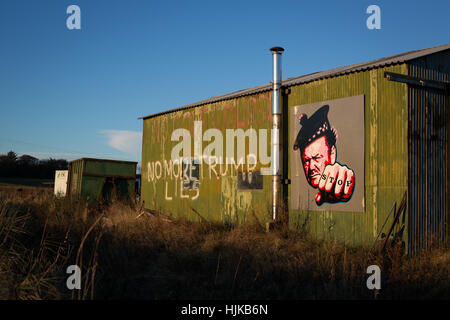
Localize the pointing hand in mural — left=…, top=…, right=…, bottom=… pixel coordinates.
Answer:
left=294, top=105, right=356, bottom=206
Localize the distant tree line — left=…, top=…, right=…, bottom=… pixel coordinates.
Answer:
left=0, top=151, right=68, bottom=179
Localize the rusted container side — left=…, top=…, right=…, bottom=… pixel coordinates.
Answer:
left=67, top=159, right=84, bottom=197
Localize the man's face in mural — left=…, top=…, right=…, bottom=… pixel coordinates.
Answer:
left=294, top=105, right=356, bottom=206
left=301, top=136, right=336, bottom=188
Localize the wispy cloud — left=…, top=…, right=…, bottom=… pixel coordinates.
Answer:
left=99, top=130, right=142, bottom=156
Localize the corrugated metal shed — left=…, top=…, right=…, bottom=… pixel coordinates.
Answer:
left=67, top=158, right=137, bottom=204
left=140, top=44, right=450, bottom=120
left=139, top=44, right=450, bottom=253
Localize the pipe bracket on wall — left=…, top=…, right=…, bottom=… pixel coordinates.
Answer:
left=385, top=72, right=449, bottom=91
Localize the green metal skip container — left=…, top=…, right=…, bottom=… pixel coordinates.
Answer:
left=67, top=158, right=137, bottom=204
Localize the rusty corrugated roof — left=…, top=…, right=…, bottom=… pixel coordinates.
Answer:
left=139, top=43, right=450, bottom=120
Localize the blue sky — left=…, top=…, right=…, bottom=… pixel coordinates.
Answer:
left=0, top=0, right=449, bottom=166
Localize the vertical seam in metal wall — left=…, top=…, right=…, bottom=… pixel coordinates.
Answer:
left=407, top=62, right=412, bottom=253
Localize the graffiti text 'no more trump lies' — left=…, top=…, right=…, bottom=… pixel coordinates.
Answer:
left=146, top=124, right=277, bottom=200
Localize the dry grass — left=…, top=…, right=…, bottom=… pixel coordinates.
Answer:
left=0, top=188, right=449, bottom=300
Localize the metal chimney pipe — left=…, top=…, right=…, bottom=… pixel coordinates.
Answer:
left=270, top=46, right=284, bottom=222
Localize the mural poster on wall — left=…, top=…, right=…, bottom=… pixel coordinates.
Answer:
left=290, top=95, right=365, bottom=212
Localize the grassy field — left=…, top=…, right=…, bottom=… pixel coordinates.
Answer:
left=0, top=187, right=449, bottom=300
left=0, top=177, right=53, bottom=187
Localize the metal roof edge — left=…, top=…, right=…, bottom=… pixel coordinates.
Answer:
left=139, top=43, right=450, bottom=120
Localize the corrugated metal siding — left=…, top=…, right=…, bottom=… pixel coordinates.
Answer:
left=68, top=159, right=84, bottom=196
left=141, top=93, right=273, bottom=224
left=287, top=64, right=409, bottom=246
left=408, top=50, right=450, bottom=253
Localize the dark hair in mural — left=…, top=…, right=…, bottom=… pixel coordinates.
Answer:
left=293, top=105, right=337, bottom=153
left=293, top=104, right=355, bottom=206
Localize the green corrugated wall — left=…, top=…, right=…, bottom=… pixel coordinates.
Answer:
left=142, top=93, right=274, bottom=224
left=287, top=64, right=409, bottom=246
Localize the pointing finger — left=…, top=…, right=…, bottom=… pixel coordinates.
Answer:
left=334, top=167, right=347, bottom=197
left=325, top=165, right=339, bottom=193
left=343, top=169, right=355, bottom=198
left=318, top=166, right=330, bottom=191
